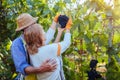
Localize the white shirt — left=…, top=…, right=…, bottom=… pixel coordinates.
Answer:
left=30, top=33, right=71, bottom=80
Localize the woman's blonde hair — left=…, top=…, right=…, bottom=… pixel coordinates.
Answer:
left=24, top=23, right=44, bottom=54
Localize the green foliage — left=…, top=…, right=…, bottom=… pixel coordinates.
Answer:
left=1, top=0, right=60, bottom=79
left=0, top=0, right=11, bottom=42
left=106, top=56, right=120, bottom=80
left=1, top=0, right=120, bottom=80
left=0, top=39, right=15, bottom=80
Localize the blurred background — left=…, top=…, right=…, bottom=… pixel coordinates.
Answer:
left=0, top=0, right=120, bottom=80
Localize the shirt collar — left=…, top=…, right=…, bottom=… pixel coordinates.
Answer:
left=20, top=34, right=26, bottom=45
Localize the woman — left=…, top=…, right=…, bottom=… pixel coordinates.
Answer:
left=23, top=19, right=72, bottom=80
left=11, top=13, right=58, bottom=80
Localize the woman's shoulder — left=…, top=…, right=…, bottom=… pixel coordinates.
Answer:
left=45, top=43, right=58, bottom=47
left=36, top=43, right=58, bottom=57
left=38, top=43, right=58, bottom=51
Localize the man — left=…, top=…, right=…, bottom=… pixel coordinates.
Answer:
left=11, top=13, right=60, bottom=79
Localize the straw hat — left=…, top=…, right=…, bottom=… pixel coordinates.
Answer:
left=16, top=13, right=38, bottom=31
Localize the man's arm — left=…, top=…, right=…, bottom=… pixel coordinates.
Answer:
left=25, top=59, right=57, bottom=74
left=11, top=44, right=30, bottom=75
left=11, top=42, right=57, bottom=75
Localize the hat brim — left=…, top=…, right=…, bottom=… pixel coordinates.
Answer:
left=16, top=17, right=38, bottom=31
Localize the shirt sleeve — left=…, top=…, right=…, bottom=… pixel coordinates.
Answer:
left=45, top=28, right=55, bottom=45
left=59, top=32, right=71, bottom=54
left=50, top=32, right=71, bottom=56
left=11, top=44, right=30, bottom=75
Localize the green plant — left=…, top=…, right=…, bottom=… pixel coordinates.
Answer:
left=106, top=56, right=120, bottom=80
left=1, top=0, right=120, bottom=80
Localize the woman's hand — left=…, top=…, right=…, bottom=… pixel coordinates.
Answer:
left=65, top=18, right=72, bottom=30
left=57, top=27, right=65, bottom=33
left=53, top=14, right=60, bottom=23
left=50, top=14, right=60, bottom=30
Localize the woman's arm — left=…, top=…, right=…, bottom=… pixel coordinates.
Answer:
left=49, top=29, right=71, bottom=56
left=54, top=27, right=64, bottom=43
left=45, top=21, right=56, bottom=44
left=45, top=15, right=60, bottom=44
left=58, top=29, right=71, bottom=54
left=57, top=18, right=72, bottom=54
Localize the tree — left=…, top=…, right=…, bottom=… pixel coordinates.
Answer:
left=1, top=0, right=120, bottom=80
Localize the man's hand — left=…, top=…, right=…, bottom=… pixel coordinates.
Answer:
left=39, top=59, right=57, bottom=73
left=25, top=59, right=57, bottom=74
